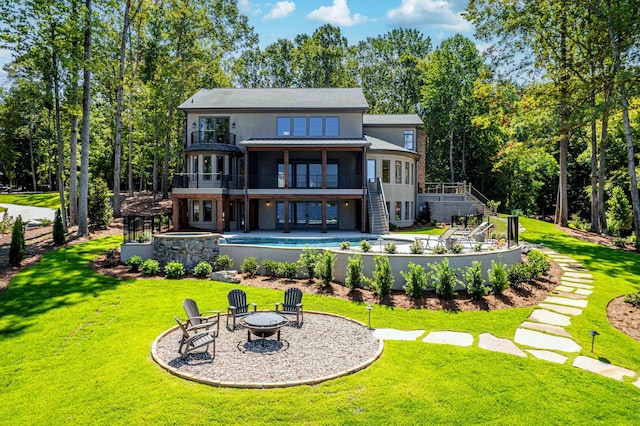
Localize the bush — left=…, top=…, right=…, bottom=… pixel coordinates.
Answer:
left=345, top=254, right=363, bottom=290
left=624, top=293, right=640, bottom=308
left=488, top=259, right=509, bottom=294
left=193, top=261, right=213, bottom=278
left=568, top=214, right=590, bottom=231
left=613, top=237, right=626, bottom=248
left=9, top=216, right=25, bottom=266
left=126, top=255, right=143, bottom=272
left=384, top=242, right=397, bottom=254
left=104, top=248, right=120, bottom=267
left=389, top=223, right=397, bottom=231
left=370, top=255, right=393, bottom=298
left=0, top=211, right=14, bottom=234
left=164, top=261, right=185, bottom=279
left=527, top=250, right=550, bottom=278
left=53, top=208, right=65, bottom=245
left=507, top=262, right=531, bottom=288
left=279, top=262, right=298, bottom=280
left=88, top=177, right=113, bottom=229
left=339, top=241, right=351, bottom=250
left=241, top=257, right=259, bottom=277
left=141, top=259, right=160, bottom=275
left=473, top=242, right=483, bottom=252
left=432, top=246, right=446, bottom=254
left=214, top=254, right=233, bottom=271
left=359, top=240, right=371, bottom=252
left=462, top=261, right=487, bottom=300
left=449, top=242, right=464, bottom=254
left=317, top=250, right=337, bottom=285
left=262, top=259, right=280, bottom=278
left=298, top=247, right=319, bottom=278
left=428, top=258, right=459, bottom=299
left=607, top=186, right=633, bottom=237
left=409, top=239, right=424, bottom=254
left=401, top=262, right=428, bottom=298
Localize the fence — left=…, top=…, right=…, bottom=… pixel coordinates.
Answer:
left=123, top=214, right=172, bottom=243
left=451, top=213, right=484, bottom=230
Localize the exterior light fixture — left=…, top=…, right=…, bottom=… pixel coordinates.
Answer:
left=589, top=330, right=599, bottom=352
left=345, top=201, right=349, bottom=207
left=192, top=122, right=196, bottom=129
left=232, top=122, right=236, bottom=129
left=266, top=201, right=271, bottom=207
left=366, top=305, right=373, bottom=329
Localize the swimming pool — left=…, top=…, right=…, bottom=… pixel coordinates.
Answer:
left=221, top=236, right=409, bottom=248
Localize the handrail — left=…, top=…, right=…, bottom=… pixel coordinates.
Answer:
left=470, top=184, right=491, bottom=206
left=376, top=177, right=390, bottom=225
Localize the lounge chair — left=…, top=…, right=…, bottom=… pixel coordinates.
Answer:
left=226, top=289, right=257, bottom=330
left=174, top=316, right=216, bottom=360
left=275, top=288, right=304, bottom=326
left=436, top=227, right=457, bottom=249
left=455, top=222, right=493, bottom=245
left=183, top=298, right=220, bottom=337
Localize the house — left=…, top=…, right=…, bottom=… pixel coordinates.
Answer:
left=172, top=88, right=425, bottom=233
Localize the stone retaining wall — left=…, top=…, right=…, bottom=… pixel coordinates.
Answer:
left=153, top=233, right=220, bottom=272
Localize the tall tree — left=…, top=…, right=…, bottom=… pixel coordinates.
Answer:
left=77, top=0, right=92, bottom=236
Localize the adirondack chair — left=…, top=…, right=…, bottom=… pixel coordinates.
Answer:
left=226, top=289, right=257, bottom=330
left=275, top=287, right=304, bottom=326
left=174, top=316, right=216, bottom=360
left=183, top=298, right=220, bottom=337
left=436, top=227, right=457, bottom=249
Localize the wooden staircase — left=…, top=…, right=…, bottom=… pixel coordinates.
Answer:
left=368, top=179, right=389, bottom=234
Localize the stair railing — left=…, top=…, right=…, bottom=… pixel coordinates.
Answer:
left=376, top=178, right=390, bottom=227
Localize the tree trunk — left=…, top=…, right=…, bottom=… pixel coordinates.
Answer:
left=598, top=101, right=609, bottom=234
left=153, top=117, right=158, bottom=203
left=69, top=114, right=78, bottom=226
left=589, top=115, right=599, bottom=233
left=77, top=0, right=92, bottom=237
left=555, top=12, right=569, bottom=227
left=28, top=118, right=37, bottom=192
left=52, top=24, right=69, bottom=232
left=162, top=108, right=174, bottom=199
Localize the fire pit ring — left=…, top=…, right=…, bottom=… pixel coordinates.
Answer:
left=240, top=312, right=289, bottom=346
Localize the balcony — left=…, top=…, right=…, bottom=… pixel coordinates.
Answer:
left=190, top=131, right=236, bottom=145
left=172, top=173, right=363, bottom=190
left=172, top=173, right=243, bottom=189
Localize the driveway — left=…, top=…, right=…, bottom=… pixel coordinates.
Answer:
left=0, top=203, right=56, bottom=225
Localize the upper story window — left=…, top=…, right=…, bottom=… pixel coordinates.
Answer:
left=404, top=130, right=415, bottom=150
left=382, top=160, right=390, bottom=183
left=277, top=116, right=339, bottom=137
left=293, top=117, right=307, bottom=136
left=309, top=117, right=323, bottom=136
left=277, top=117, right=291, bottom=136
left=395, top=160, right=402, bottom=184
left=325, top=117, right=339, bottom=136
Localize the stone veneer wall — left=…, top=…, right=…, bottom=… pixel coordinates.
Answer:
left=153, top=234, right=219, bottom=272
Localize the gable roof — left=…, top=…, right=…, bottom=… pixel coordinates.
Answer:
left=363, top=114, right=423, bottom=126
left=364, top=135, right=419, bottom=157
left=179, top=88, right=369, bottom=111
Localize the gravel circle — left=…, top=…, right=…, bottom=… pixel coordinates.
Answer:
left=152, top=311, right=383, bottom=388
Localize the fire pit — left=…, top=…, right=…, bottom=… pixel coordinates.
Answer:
left=240, top=312, right=289, bottom=346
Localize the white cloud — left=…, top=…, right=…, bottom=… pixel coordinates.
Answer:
left=263, top=1, right=296, bottom=21
left=306, top=0, right=369, bottom=27
left=238, top=0, right=251, bottom=12
left=387, top=0, right=472, bottom=32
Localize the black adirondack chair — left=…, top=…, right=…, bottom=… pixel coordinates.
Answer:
left=275, top=287, right=304, bottom=326
left=226, top=289, right=257, bottom=330
left=183, top=298, right=220, bottom=337
left=174, top=315, right=216, bottom=360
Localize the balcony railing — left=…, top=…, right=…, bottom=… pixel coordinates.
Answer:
left=173, top=173, right=363, bottom=190
left=190, top=131, right=236, bottom=145
left=173, top=173, right=242, bottom=189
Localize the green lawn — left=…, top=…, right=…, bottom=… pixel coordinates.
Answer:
left=1, top=219, right=639, bottom=424
left=0, top=192, right=62, bottom=209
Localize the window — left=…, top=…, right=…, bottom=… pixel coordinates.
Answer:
left=309, top=164, right=322, bottom=188
left=411, top=202, right=414, bottom=220
left=309, top=117, right=323, bottom=136
left=199, top=116, right=230, bottom=144
left=382, top=160, right=390, bottom=183
left=395, top=160, right=402, bottom=184
left=326, top=163, right=338, bottom=188
left=192, top=201, right=200, bottom=222
left=203, top=201, right=212, bottom=222
left=386, top=202, right=391, bottom=218
left=405, top=201, right=410, bottom=220
left=405, top=162, right=410, bottom=184
left=293, top=117, right=307, bottom=136
left=192, top=156, right=199, bottom=173
left=395, top=202, right=401, bottom=221
left=325, top=117, right=339, bottom=136
left=203, top=155, right=212, bottom=180
left=277, top=117, right=291, bottom=136
left=411, top=163, right=414, bottom=184
left=404, top=130, right=415, bottom=150
left=229, top=202, right=235, bottom=221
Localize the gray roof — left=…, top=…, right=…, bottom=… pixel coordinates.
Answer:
left=363, top=114, right=423, bottom=126
left=184, top=143, right=243, bottom=154
left=239, top=138, right=371, bottom=148
left=364, top=135, right=419, bottom=157
left=179, top=88, right=369, bottom=111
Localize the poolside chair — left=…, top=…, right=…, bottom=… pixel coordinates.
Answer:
left=435, top=227, right=457, bottom=249
left=226, top=289, right=257, bottom=330
left=183, top=298, right=220, bottom=337
left=455, top=222, right=493, bottom=245
left=174, top=316, right=216, bottom=360
left=275, top=287, right=304, bottom=326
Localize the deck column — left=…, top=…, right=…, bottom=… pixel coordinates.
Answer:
left=172, top=197, right=180, bottom=231
left=284, top=199, right=290, bottom=233
left=321, top=199, right=327, bottom=233
left=217, top=197, right=224, bottom=233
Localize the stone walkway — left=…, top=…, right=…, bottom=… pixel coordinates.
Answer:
left=373, top=249, right=640, bottom=389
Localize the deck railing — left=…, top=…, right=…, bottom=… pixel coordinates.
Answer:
left=123, top=214, right=172, bottom=243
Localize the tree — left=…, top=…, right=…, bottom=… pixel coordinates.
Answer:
left=88, top=177, right=113, bottom=229
left=53, top=208, right=65, bottom=244
left=77, top=0, right=92, bottom=237
left=9, top=215, right=25, bottom=266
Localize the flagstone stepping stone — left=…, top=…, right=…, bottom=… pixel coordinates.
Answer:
left=478, top=333, right=527, bottom=357
left=560, top=281, right=594, bottom=289
left=572, top=356, right=636, bottom=381
left=550, top=291, right=587, bottom=300
left=520, top=321, right=571, bottom=337
left=526, top=350, right=568, bottom=364
left=544, top=296, right=588, bottom=308
left=538, top=303, right=583, bottom=316
left=514, top=328, right=581, bottom=352
left=423, top=331, right=473, bottom=347
left=563, top=271, right=593, bottom=279
left=575, top=288, right=593, bottom=296
left=373, top=329, right=424, bottom=341
left=528, top=309, right=572, bottom=326
left=634, top=378, right=640, bottom=389
left=561, top=276, right=594, bottom=284
left=555, top=285, right=576, bottom=292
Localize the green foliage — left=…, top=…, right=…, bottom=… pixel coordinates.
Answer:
left=136, top=232, right=152, bottom=243
left=126, top=255, right=143, bottom=272
left=370, top=255, right=394, bottom=298
left=88, top=178, right=113, bottom=229
left=164, top=261, right=185, bottom=279
left=432, top=246, right=446, bottom=254
left=262, top=259, right=280, bottom=278
left=279, top=262, right=298, bottom=280
left=507, top=262, right=531, bottom=288
left=473, top=242, right=483, bottom=252
left=359, top=240, right=371, bottom=252
left=241, top=257, right=259, bottom=277
left=345, top=254, right=363, bottom=290
left=9, top=215, right=26, bottom=266
left=568, top=214, right=590, bottom=231
left=401, top=262, right=428, bottom=298
left=449, top=242, right=464, bottom=254
left=389, top=223, right=398, bottom=231
left=298, top=247, right=319, bottom=278
left=317, top=250, right=337, bottom=285
left=428, top=258, right=459, bottom=299
left=384, top=242, right=397, bottom=253
left=462, top=261, right=487, bottom=299
left=141, top=259, right=160, bottom=275
left=613, top=237, right=627, bottom=248
left=488, top=259, right=509, bottom=295
left=214, top=254, right=233, bottom=271
left=607, top=186, right=633, bottom=237
left=526, top=250, right=550, bottom=278
left=104, top=249, right=120, bottom=268
left=624, top=293, right=640, bottom=308
left=409, top=239, right=425, bottom=254
left=193, top=261, right=213, bottom=278
left=0, top=211, right=14, bottom=234
left=53, top=208, right=65, bottom=245
left=339, top=241, right=351, bottom=250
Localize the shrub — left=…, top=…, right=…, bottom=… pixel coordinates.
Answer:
left=428, top=258, right=459, bottom=299
left=401, top=262, right=428, bottom=298
left=279, top=262, right=298, bottom=280
left=409, top=239, right=424, bottom=254
left=241, top=257, right=259, bottom=277
left=389, top=223, right=397, bottom=231
left=214, top=254, right=233, bottom=271
left=0, top=211, right=14, bottom=234
left=9, top=216, right=25, bottom=266
left=432, top=246, right=446, bottom=254
left=298, top=247, right=319, bottom=278
left=624, top=293, right=640, bottom=308
left=607, top=186, right=633, bottom=236
left=126, top=255, right=143, bottom=272
left=141, top=259, right=160, bottom=275
left=613, top=237, right=626, bottom=248
left=88, top=177, right=113, bottom=229
left=339, top=241, right=351, bottom=250
left=53, top=208, right=65, bottom=245
left=507, top=262, right=532, bottom=288
left=473, top=242, right=483, bottom=252
left=384, top=242, right=397, bottom=254
left=262, top=259, right=280, bottom=278
left=345, top=254, right=363, bottom=289
left=527, top=250, right=550, bottom=278
left=488, top=259, right=509, bottom=294
left=164, top=261, right=185, bottom=279
left=568, top=214, right=590, bottom=231
left=317, top=250, right=337, bottom=285
left=359, top=240, right=371, bottom=252
left=370, top=255, right=393, bottom=298
left=193, top=261, right=213, bottom=278
left=449, top=242, right=464, bottom=254
left=462, top=261, right=487, bottom=299
left=137, top=232, right=152, bottom=243
left=103, top=249, right=120, bottom=267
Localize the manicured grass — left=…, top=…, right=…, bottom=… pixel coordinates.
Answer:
left=0, top=192, right=62, bottom=209
left=397, top=226, right=445, bottom=235
left=0, top=206, right=6, bottom=213
left=1, top=223, right=640, bottom=424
